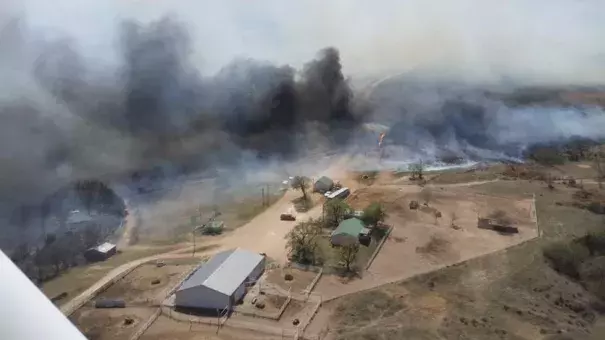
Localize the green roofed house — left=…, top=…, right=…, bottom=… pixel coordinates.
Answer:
left=331, top=218, right=370, bottom=246
left=314, top=176, right=334, bottom=193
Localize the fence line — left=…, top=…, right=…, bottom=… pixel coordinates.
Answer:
left=299, top=295, right=322, bottom=337
left=364, top=225, right=393, bottom=271
left=232, top=289, right=292, bottom=321
left=302, top=268, right=323, bottom=298
left=129, top=308, right=161, bottom=340
left=288, top=262, right=323, bottom=273
left=162, top=306, right=297, bottom=338
left=63, top=260, right=147, bottom=316
left=532, top=193, right=541, bottom=237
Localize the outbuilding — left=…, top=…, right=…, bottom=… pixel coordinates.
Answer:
left=175, top=248, right=265, bottom=311
left=84, top=242, right=117, bottom=262
left=325, top=187, right=350, bottom=200
left=331, top=218, right=366, bottom=246
left=314, top=176, right=334, bottom=193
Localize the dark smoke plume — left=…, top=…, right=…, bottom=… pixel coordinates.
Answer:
left=0, top=16, right=359, bottom=250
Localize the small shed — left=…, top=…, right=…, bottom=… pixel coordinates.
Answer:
left=84, top=242, right=117, bottom=262
left=325, top=187, right=350, bottom=200
left=314, top=176, right=334, bottom=193
left=359, top=227, right=372, bottom=246
left=331, top=218, right=366, bottom=246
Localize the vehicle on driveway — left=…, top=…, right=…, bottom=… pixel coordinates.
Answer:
left=280, top=213, right=296, bottom=221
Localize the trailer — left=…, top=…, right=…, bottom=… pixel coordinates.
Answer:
left=325, top=187, right=350, bottom=200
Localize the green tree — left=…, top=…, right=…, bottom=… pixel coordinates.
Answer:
left=323, top=198, right=350, bottom=228
left=337, top=243, right=359, bottom=273
left=361, top=202, right=386, bottom=227
left=285, top=219, right=323, bottom=264
left=291, top=176, right=310, bottom=200
left=410, top=161, right=424, bottom=180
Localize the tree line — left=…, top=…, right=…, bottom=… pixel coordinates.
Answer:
left=9, top=179, right=126, bottom=285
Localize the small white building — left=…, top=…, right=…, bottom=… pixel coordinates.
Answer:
left=84, top=242, right=117, bottom=262
left=325, top=187, right=350, bottom=200
left=175, top=248, right=265, bottom=311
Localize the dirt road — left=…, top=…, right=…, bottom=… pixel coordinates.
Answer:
left=210, top=189, right=324, bottom=260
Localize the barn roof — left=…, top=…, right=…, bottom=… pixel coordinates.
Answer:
left=177, top=248, right=264, bottom=296
left=314, top=176, right=334, bottom=189
left=86, top=242, right=116, bottom=254
left=332, top=218, right=365, bottom=237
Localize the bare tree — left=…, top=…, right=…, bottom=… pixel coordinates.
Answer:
left=291, top=176, right=310, bottom=200
left=285, top=219, right=323, bottom=264
left=337, top=243, right=359, bottom=273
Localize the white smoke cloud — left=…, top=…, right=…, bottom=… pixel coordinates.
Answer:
left=7, top=0, right=605, bottom=84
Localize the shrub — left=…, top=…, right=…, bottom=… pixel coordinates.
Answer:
left=543, top=242, right=590, bottom=279
left=361, top=202, right=386, bottom=227
left=202, top=225, right=223, bottom=235
left=572, top=189, right=605, bottom=215
left=579, top=256, right=605, bottom=300
left=409, top=201, right=419, bottom=210
left=528, top=146, right=566, bottom=165
left=284, top=273, right=294, bottom=281
left=581, top=232, right=605, bottom=256
left=587, top=201, right=605, bottom=214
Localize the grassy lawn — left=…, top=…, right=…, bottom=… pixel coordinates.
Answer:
left=314, top=233, right=381, bottom=275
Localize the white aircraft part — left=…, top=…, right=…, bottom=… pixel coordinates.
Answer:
left=0, top=250, right=86, bottom=340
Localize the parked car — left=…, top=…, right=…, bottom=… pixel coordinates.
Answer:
left=280, top=213, right=296, bottom=221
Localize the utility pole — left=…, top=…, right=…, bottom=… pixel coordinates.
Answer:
left=192, top=208, right=222, bottom=258
left=192, top=205, right=202, bottom=257
left=596, top=151, right=603, bottom=189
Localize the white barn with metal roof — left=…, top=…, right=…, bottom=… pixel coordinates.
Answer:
left=174, top=248, right=265, bottom=310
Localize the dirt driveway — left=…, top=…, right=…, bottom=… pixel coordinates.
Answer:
left=208, top=189, right=324, bottom=262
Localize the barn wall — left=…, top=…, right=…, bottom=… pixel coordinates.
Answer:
left=232, top=283, right=247, bottom=305
left=175, top=285, right=229, bottom=310
left=331, top=234, right=357, bottom=246
left=248, top=258, right=266, bottom=282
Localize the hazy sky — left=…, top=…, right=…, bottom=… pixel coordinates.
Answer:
left=4, top=0, right=605, bottom=84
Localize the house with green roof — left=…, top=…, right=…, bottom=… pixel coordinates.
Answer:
left=330, top=218, right=370, bottom=246
left=313, top=176, right=334, bottom=193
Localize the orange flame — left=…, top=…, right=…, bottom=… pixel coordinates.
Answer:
left=378, top=132, right=386, bottom=147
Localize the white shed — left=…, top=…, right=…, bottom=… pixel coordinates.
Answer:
left=175, top=248, right=265, bottom=311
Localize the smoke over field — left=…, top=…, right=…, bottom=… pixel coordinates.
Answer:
left=1, top=0, right=605, bottom=251
left=363, top=80, right=605, bottom=168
